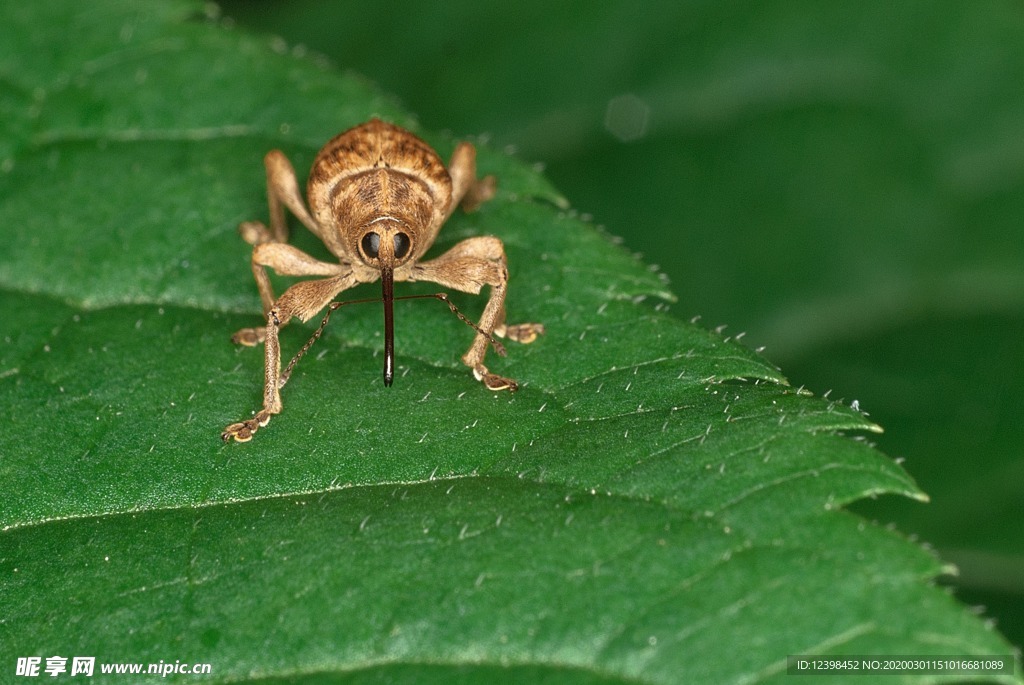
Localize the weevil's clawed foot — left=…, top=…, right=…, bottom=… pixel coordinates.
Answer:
left=222, top=410, right=274, bottom=443
left=238, top=220, right=273, bottom=245
left=496, top=322, right=545, bottom=345
left=231, top=326, right=267, bottom=346
left=461, top=175, right=497, bottom=212
left=473, top=365, right=519, bottom=393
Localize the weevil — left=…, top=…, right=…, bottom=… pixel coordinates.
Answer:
left=222, top=119, right=544, bottom=442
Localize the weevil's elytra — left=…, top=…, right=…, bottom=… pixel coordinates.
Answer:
left=306, top=123, right=450, bottom=261
left=222, top=119, right=545, bottom=442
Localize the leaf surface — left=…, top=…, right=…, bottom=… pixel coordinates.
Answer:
left=0, top=2, right=1018, bottom=683
left=217, top=0, right=1024, bottom=649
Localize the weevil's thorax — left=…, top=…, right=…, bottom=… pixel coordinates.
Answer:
left=306, top=119, right=453, bottom=266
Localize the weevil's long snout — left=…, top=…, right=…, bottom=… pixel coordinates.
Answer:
left=381, top=259, right=395, bottom=386
left=360, top=222, right=412, bottom=387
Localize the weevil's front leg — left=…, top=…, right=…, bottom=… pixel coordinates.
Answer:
left=221, top=310, right=284, bottom=442
left=223, top=273, right=359, bottom=442
left=407, top=236, right=543, bottom=391
left=231, top=241, right=350, bottom=346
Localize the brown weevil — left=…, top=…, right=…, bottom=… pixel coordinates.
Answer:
left=222, top=119, right=544, bottom=442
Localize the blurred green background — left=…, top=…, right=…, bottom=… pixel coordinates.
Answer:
left=218, top=0, right=1024, bottom=649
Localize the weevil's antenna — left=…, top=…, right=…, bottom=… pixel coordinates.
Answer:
left=279, top=294, right=505, bottom=388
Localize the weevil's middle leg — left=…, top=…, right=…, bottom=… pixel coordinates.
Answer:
left=495, top=321, right=546, bottom=345
left=231, top=221, right=278, bottom=346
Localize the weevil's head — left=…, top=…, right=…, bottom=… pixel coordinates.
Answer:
left=356, top=217, right=413, bottom=272
left=357, top=218, right=415, bottom=388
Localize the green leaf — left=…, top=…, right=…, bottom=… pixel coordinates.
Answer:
left=0, top=2, right=1018, bottom=684
left=217, top=0, right=1024, bottom=652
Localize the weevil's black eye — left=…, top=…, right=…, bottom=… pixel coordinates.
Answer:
left=361, top=232, right=381, bottom=259
left=393, top=232, right=410, bottom=259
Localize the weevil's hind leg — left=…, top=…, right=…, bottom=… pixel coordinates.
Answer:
left=447, top=142, right=496, bottom=217
left=408, top=236, right=543, bottom=391
left=263, top=149, right=322, bottom=241
left=232, top=151, right=329, bottom=346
